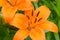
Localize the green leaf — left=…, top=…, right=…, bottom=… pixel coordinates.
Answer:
left=25, top=36, right=31, bottom=40
left=46, top=32, right=51, bottom=40
left=42, top=0, right=53, bottom=10
left=0, top=26, right=10, bottom=40
left=58, top=19, right=60, bottom=32
left=42, top=0, right=60, bottom=17
left=32, top=1, right=38, bottom=9
left=0, top=7, right=2, bottom=12
left=16, top=10, right=24, bottom=14
left=55, top=0, right=60, bottom=13
left=54, top=33, right=60, bottom=40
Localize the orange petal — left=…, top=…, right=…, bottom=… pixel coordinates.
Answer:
left=34, top=6, right=51, bottom=24
left=40, top=21, right=58, bottom=33
left=10, top=13, right=28, bottom=29
left=29, top=28, right=45, bottom=40
left=7, top=0, right=16, bottom=6
left=17, top=0, right=34, bottom=11
left=2, top=7, right=16, bottom=23
left=8, top=0, right=25, bottom=6
left=13, top=30, right=29, bottom=40
left=0, top=0, right=3, bottom=6
left=0, top=0, right=7, bottom=6
left=0, top=0, right=12, bottom=7
left=1, top=0, right=16, bottom=23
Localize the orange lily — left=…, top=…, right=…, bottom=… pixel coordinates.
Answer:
left=0, top=0, right=34, bottom=23
left=10, top=6, right=58, bottom=40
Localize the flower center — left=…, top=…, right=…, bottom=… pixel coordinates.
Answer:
left=27, top=25, right=34, bottom=31
left=27, top=22, right=33, bottom=31
left=26, top=11, right=42, bottom=31
left=27, top=27, right=31, bottom=31
left=26, top=20, right=34, bottom=31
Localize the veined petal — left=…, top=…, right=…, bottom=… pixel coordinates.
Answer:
left=13, top=30, right=29, bottom=40
left=40, top=21, right=58, bottom=33
left=10, top=13, right=28, bottom=29
left=34, top=6, right=51, bottom=24
left=29, top=28, right=45, bottom=40
left=2, top=7, right=16, bottom=23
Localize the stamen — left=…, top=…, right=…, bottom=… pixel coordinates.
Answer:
left=34, top=18, right=37, bottom=23
left=7, top=0, right=13, bottom=6
left=32, top=10, right=33, bottom=16
left=38, top=18, right=42, bottom=22
left=36, top=11, right=40, bottom=17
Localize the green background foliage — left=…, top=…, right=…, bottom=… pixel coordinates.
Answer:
left=0, top=0, right=60, bottom=40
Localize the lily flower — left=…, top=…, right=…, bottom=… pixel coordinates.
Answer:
left=0, top=0, right=34, bottom=23
left=10, top=6, right=58, bottom=40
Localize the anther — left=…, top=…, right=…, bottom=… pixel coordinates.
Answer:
left=38, top=18, right=42, bottom=22
left=34, top=18, right=37, bottom=23
left=36, top=11, right=40, bottom=17
left=32, top=10, right=33, bottom=16
left=7, top=0, right=13, bottom=6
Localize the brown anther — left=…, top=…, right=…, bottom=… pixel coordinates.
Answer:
left=32, top=10, right=33, bottom=16
left=7, top=0, right=13, bottom=6
left=34, top=18, right=37, bottom=23
left=38, top=18, right=42, bottom=22
left=36, top=11, right=40, bottom=17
